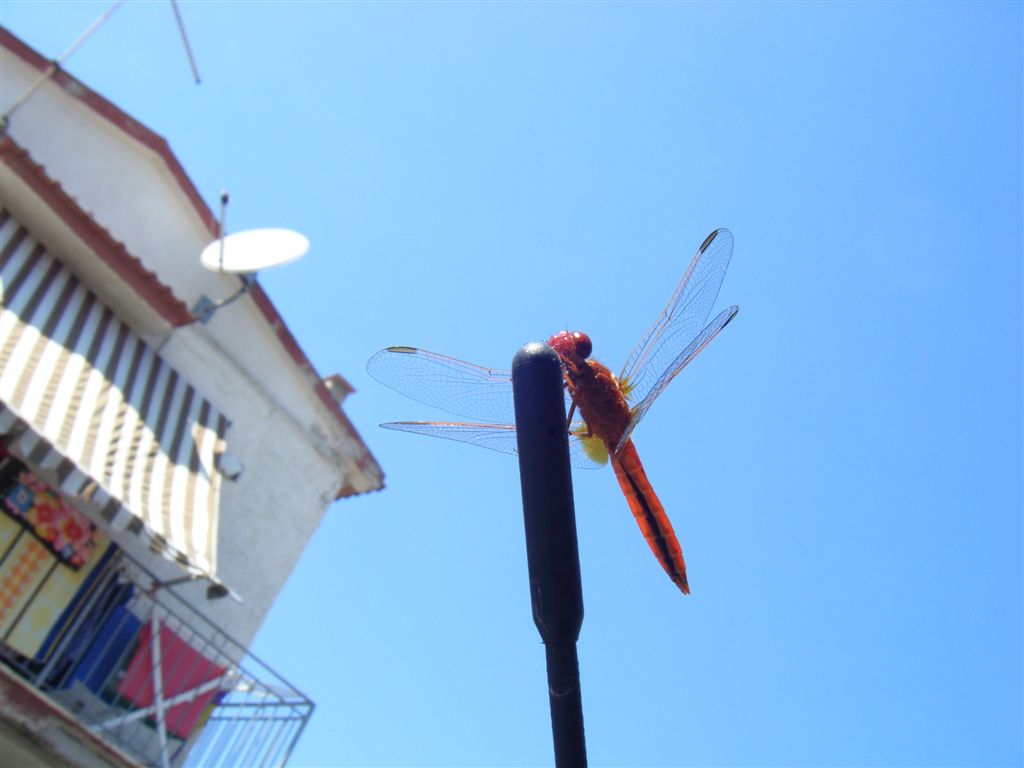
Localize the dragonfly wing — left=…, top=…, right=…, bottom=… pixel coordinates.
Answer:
left=618, top=228, right=735, bottom=406
left=368, top=346, right=515, bottom=423
left=615, top=304, right=738, bottom=454
left=381, top=421, right=519, bottom=455
left=370, top=346, right=585, bottom=439
left=382, top=421, right=604, bottom=469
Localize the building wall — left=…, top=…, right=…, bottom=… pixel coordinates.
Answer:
left=1, top=41, right=378, bottom=648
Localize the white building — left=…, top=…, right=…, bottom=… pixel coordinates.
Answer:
left=0, top=27, right=383, bottom=767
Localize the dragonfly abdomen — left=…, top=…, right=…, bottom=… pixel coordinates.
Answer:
left=610, top=439, right=690, bottom=595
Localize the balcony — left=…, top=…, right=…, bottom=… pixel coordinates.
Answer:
left=0, top=546, right=313, bottom=768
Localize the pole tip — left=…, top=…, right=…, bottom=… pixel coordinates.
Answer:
left=513, top=341, right=561, bottom=371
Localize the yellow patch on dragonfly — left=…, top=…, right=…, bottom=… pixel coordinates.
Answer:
left=619, top=373, right=636, bottom=402
left=578, top=433, right=609, bottom=465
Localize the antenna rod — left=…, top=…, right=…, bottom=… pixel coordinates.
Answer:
left=169, top=0, right=201, bottom=84
left=217, top=191, right=230, bottom=272
left=57, top=0, right=126, bottom=62
left=2, top=0, right=125, bottom=127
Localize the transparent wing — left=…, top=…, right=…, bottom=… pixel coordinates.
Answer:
left=615, top=305, right=738, bottom=453
left=368, top=345, right=582, bottom=426
left=381, top=421, right=604, bottom=469
left=618, top=228, right=735, bottom=406
left=367, top=346, right=516, bottom=423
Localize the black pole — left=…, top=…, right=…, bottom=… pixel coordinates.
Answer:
left=512, top=342, right=587, bottom=768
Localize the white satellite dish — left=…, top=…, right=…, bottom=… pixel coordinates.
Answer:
left=190, top=192, right=312, bottom=323
left=200, top=228, right=309, bottom=274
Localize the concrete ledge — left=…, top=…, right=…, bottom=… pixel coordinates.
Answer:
left=0, top=665, right=141, bottom=768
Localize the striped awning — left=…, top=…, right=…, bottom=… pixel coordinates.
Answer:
left=0, top=212, right=229, bottom=577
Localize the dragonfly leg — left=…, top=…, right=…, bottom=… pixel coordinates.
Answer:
left=564, top=381, right=588, bottom=434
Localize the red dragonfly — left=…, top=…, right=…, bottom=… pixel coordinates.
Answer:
left=367, top=229, right=738, bottom=594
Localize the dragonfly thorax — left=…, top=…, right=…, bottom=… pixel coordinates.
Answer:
left=571, top=358, right=632, bottom=446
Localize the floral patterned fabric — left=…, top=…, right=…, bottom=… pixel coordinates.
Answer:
left=2, top=470, right=96, bottom=570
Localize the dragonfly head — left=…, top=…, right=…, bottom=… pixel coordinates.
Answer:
left=547, top=330, right=593, bottom=364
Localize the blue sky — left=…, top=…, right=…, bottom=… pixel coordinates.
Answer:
left=2, top=2, right=1021, bottom=766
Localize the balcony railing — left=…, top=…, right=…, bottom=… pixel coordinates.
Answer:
left=0, top=546, right=313, bottom=768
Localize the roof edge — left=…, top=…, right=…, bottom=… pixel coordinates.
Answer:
left=246, top=285, right=385, bottom=495
left=0, top=138, right=195, bottom=326
left=1, top=26, right=218, bottom=238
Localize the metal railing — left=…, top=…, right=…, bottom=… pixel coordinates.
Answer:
left=0, top=547, right=313, bottom=768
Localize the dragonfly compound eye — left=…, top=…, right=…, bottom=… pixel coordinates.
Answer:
left=546, top=330, right=575, bottom=358
left=547, top=330, right=592, bottom=361
left=572, top=331, right=593, bottom=359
